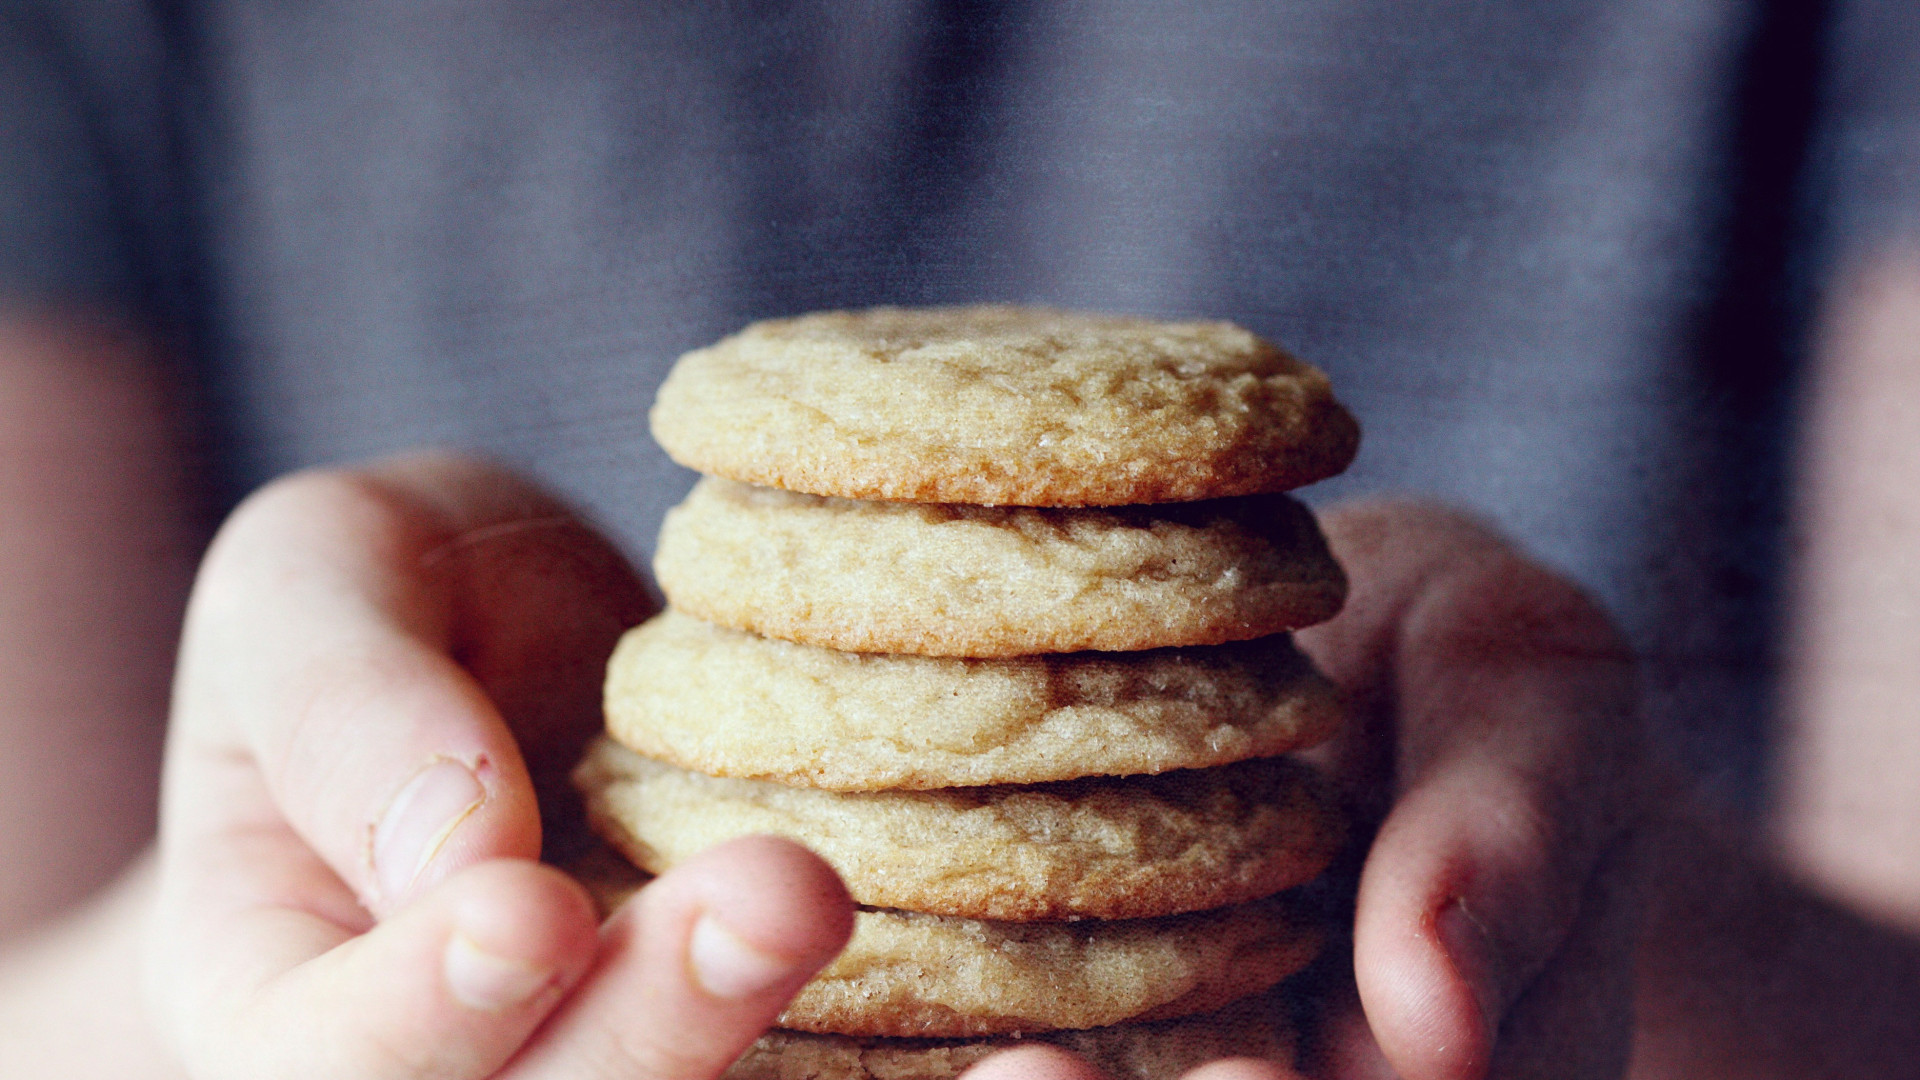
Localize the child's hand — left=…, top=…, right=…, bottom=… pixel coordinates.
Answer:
left=1298, top=503, right=1644, bottom=1080
left=963, top=503, right=1645, bottom=1080
left=145, top=453, right=854, bottom=1080
left=143, top=455, right=1640, bottom=1080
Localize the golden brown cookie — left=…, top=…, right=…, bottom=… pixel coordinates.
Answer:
left=568, top=851, right=1320, bottom=1038
left=726, top=990, right=1302, bottom=1080
left=577, top=738, right=1344, bottom=920
left=653, top=479, right=1346, bottom=656
left=602, top=611, right=1345, bottom=789
left=584, top=860, right=1318, bottom=1039
left=651, top=305, right=1359, bottom=507
left=785, top=897, right=1320, bottom=1037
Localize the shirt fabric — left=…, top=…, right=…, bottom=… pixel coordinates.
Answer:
left=6, top=0, right=1920, bottom=809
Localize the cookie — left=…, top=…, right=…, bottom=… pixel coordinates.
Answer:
left=570, top=851, right=1319, bottom=1038
left=651, top=305, right=1359, bottom=507
left=793, top=899, right=1318, bottom=1036
left=726, top=989, right=1301, bottom=1080
left=577, top=738, right=1344, bottom=920
left=602, top=611, right=1345, bottom=789
left=654, top=478, right=1346, bottom=657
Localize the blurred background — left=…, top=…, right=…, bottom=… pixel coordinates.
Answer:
left=4, top=0, right=1920, bottom=938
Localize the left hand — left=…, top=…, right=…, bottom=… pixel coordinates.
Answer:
left=144, top=454, right=856, bottom=1080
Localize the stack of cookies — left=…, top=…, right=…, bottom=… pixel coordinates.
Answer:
left=574, top=306, right=1362, bottom=1080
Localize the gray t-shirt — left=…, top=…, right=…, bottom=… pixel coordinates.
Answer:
left=7, top=0, right=1920, bottom=807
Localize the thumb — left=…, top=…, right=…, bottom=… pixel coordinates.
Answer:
left=167, top=454, right=652, bottom=915
left=1300, top=502, right=1643, bottom=1080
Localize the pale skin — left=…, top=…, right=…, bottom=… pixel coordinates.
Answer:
left=0, top=253, right=1916, bottom=1079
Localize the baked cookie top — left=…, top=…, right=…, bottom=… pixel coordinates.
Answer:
left=651, top=306, right=1359, bottom=506
left=577, top=738, right=1344, bottom=921
left=571, top=850, right=1319, bottom=1038
left=602, top=611, right=1346, bottom=789
left=727, top=992, right=1298, bottom=1080
left=654, top=478, right=1346, bottom=657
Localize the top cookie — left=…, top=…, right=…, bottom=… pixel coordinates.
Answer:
left=651, top=306, right=1360, bottom=506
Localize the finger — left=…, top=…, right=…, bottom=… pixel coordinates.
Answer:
left=1298, top=502, right=1642, bottom=1080
left=374, top=454, right=656, bottom=805
left=1294, top=502, right=1517, bottom=814
left=501, top=836, right=853, bottom=1080
left=959, top=1047, right=1296, bottom=1080
left=1294, top=837, right=1641, bottom=1080
left=1481, top=828, right=1639, bottom=1080
left=962, top=1046, right=1110, bottom=1080
left=1179, top=1059, right=1301, bottom=1080
left=152, top=831, right=600, bottom=1080
left=1298, top=965, right=1400, bottom=1080
left=166, top=454, right=651, bottom=915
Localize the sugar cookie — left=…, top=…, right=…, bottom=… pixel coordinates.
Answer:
left=568, top=848, right=1319, bottom=1038
left=652, top=305, right=1358, bottom=506
left=577, top=738, right=1342, bottom=920
left=654, top=478, right=1345, bottom=656
left=726, top=989, right=1300, bottom=1080
left=603, top=611, right=1345, bottom=789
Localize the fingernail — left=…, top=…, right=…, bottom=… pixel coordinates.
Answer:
left=372, top=758, right=486, bottom=904
left=444, top=932, right=555, bottom=1011
left=1436, top=898, right=1503, bottom=1040
left=688, top=913, right=794, bottom=999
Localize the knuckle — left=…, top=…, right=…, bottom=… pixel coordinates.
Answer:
left=199, top=467, right=441, bottom=591
left=1482, top=766, right=1578, bottom=874
left=1467, top=766, right=1596, bottom=940
left=587, top=1024, right=732, bottom=1080
left=180, top=467, right=451, bottom=669
left=268, top=640, right=436, bottom=791
left=351, top=1020, right=445, bottom=1079
left=216, top=467, right=390, bottom=552
left=1450, top=553, right=1633, bottom=664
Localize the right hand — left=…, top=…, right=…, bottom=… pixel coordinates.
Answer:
left=966, top=501, right=1648, bottom=1080
left=1291, top=502, right=1646, bottom=1080
left=143, top=453, right=854, bottom=1079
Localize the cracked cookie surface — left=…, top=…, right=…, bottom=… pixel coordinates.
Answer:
left=577, top=738, right=1343, bottom=920
left=602, top=611, right=1345, bottom=789
left=572, top=850, right=1320, bottom=1038
left=724, top=991, right=1300, bottom=1080
left=651, top=305, right=1358, bottom=506
left=654, top=478, right=1346, bottom=657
